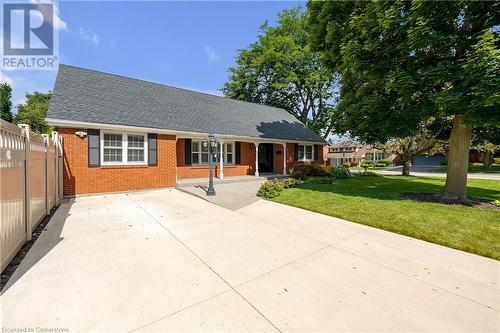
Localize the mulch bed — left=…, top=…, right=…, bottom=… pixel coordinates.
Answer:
left=1, top=206, right=59, bottom=292
left=400, top=192, right=499, bottom=210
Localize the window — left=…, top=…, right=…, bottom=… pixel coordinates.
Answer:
left=191, top=140, right=233, bottom=165
left=101, top=132, right=147, bottom=165
left=298, top=145, right=305, bottom=160
left=225, top=142, right=233, bottom=164
left=306, top=146, right=313, bottom=160
left=127, top=135, right=145, bottom=162
left=298, top=144, right=313, bottom=161
left=103, top=134, right=122, bottom=162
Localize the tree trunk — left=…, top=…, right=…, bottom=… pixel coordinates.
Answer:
left=402, top=159, right=411, bottom=176
left=483, top=151, right=493, bottom=168
left=443, top=115, right=473, bottom=199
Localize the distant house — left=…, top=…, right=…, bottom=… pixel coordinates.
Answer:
left=323, top=141, right=390, bottom=166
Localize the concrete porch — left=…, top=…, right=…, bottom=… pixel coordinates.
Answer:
left=176, top=174, right=286, bottom=188
left=176, top=174, right=286, bottom=210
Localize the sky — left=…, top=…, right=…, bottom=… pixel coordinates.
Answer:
left=1, top=0, right=305, bottom=111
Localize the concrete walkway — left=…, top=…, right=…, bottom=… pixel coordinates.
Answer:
left=1, top=189, right=498, bottom=332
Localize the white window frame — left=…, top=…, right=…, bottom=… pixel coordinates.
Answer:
left=100, top=131, right=148, bottom=165
left=297, top=144, right=314, bottom=161
left=224, top=142, right=234, bottom=165
left=190, top=140, right=234, bottom=165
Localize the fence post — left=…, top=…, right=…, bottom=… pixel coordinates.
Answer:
left=57, top=136, right=63, bottom=200
left=18, top=124, right=32, bottom=241
left=42, top=134, right=50, bottom=215
left=52, top=131, right=59, bottom=205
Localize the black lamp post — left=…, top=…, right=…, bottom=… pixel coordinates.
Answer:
left=202, top=134, right=219, bottom=196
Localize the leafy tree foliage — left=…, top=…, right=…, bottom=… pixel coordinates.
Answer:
left=0, top=83, right=13, bottom=122
left=223, top=8, right=337, bottom=138
left=14, top=91, right=52, bottom=134
left=308, top=0, right=500, bottom=198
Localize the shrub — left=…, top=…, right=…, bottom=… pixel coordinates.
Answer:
left=291, top=170, right=307, bottom=180
left=341, top=162, right=351, bottom=168
left=375, top=162, right=386, bottom=167
left=350, top=161, right=358, bottom=167
left=493, top=200, right=500, bottom=207
left=379, top=159, right=391, bottom=166
left=360, top=163, right=371, bottom=169
left=494, top=158, right=500, bottom=165
left=282, top=177, right=298, bottom=189
left=256, top=181, right=284, bottom=199
left=329, top=166, right=351, bottom=179
left=441, top=160, right=448, bottom=165
left=291, top=163, right=328, bottom=178
left=362, top=160, right=373, bottom=165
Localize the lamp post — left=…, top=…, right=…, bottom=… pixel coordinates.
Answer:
left=202, top=134, right=219, bottom=196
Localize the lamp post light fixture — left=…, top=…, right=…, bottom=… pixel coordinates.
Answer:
left=202, top=134, right=219, bottom=196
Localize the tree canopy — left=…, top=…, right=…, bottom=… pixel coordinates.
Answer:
left=308, top=0, right=500, bottom=198
left=223, top=7, right=338, bottom=138
left=0, top=83, right=13, bottom=122
left=14, top=91, right=52, bottom=134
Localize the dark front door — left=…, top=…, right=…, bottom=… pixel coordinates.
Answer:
left=258, top=143, right=274, bottom=173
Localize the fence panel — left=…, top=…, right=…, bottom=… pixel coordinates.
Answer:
left=48, top=141, right=56, bottom=210
left=0, top=121, right=27, bottom=271
left=1, top=120, right=63, bottom=272
left=29, top=134, right=47, bottom=230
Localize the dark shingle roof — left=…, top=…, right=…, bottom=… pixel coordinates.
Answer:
left=47, top=65, right=325, bottom=143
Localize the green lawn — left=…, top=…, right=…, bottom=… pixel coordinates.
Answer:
left=434, top=164, right=500, bottom=173
left=272, top=176, right=500, bottom=260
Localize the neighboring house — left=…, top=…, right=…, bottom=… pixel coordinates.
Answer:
left=46, top=65, right=325, bottom=196
left=323, top=141, right=390, bottom=166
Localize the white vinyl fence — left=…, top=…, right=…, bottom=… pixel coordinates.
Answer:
left=1, top=120, right=63, bottom=272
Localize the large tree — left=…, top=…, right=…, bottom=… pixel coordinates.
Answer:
left=0, top=83, right=13, bottom=122
left=308, top=0, right=500, bottom=199
left=222, top=7, right=337, bottom=139
left=14, top=91, right=52, bottom=134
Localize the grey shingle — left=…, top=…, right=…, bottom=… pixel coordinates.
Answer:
left=47, top=65, right=325, bottom=143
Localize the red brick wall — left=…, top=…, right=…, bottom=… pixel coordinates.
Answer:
left=176, top=139, right=256, bottom=179
left=59, top=128, right=177, bottom=196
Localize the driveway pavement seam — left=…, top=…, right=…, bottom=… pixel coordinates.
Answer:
left=128, top=289, right=233, bottom=332
left=124, top=193, right=282, bottom=333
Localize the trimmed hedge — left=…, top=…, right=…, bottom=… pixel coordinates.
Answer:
left=256, top=178, right=299, bottom=199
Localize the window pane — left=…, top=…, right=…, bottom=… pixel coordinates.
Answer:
left=104, top=134, right=122, bottom=147
left=298, top=145, right=305, bottom=160
left=192, top=153, right=199, bottom=164
left=104, top=148, right=122, bottom=162
left=127, top=149, right=144, bottom=162
left=306, top=146, right=313, bottom=159
left=192, top=142, right=199, bottom=153
left=128, top=135, right=144, bottom=148
left=226, top=143, right=233, bottom=153
left=201, top=152, right=208, bottom=163
left=226, top=153, right=233, bottom=164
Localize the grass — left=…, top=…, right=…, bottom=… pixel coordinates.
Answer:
left=434, top=164, right=500, bottom=173
left=272, top=175, right=500, bottom=260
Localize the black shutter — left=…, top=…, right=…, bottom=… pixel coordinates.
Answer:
left=314, top=145, right=320, bottom=161
left=294, top=143, right=299, bottom=161
left=88, top=129, right=100, bottom=167
left=148, top=133, right=157, bottom=166
left=184, top=139, right=192, bottom=165
left=235, top=141, right=241, bottom=165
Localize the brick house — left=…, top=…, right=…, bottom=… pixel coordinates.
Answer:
left=323, top=141, right=391, bottom=166
left=47, top=65, right=325, bottom=196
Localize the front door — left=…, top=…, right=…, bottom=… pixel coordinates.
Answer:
left=258, top=143, right=274, bottom=173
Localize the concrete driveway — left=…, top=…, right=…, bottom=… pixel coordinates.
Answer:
left=1, top=189, right=498, bottom=332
